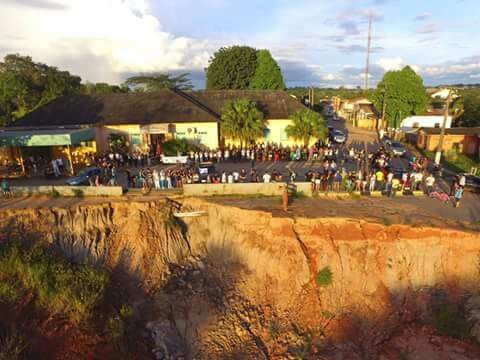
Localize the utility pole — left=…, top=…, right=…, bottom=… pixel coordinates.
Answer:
left=364, top=13, right=373, bottom=91
left=380, top=85, right=387, bottom=130
left=434, top=90, right=452, bottom=165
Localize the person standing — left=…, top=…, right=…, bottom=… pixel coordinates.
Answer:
left=454, top=186, right=464, bottom=208
left=424, top=173, right=435, bottom=195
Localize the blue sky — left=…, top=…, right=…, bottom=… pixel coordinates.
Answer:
left=0, top=0, right=479, bottom=88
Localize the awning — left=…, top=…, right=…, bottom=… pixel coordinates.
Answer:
left=0, top=127, right=95, bottom=147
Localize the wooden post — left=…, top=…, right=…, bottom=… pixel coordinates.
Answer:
left=18, top=147, right=25, bottom=176
left=67, top=145, right=74, bottom=175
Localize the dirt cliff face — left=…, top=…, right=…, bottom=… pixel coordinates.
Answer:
left=1, top=198, right=480, bottom=359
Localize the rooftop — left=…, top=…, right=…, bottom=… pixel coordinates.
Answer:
left=12, top=89, right=306, bottom=128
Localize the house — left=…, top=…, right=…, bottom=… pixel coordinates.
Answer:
left=338, top=98, right=379, bottom=130
left=0, top=89, right=307, bottom=172
left=400, top=114, right=452, bottom=133
left=416, top=127, right=480, bottom=156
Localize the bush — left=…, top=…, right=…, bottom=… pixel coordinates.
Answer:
left=71, top=189, right=84, bottom=198
left=47, top=189, right=60, bottom=198
left=315, top=266, right=333, bottom=287
left=0, top=328, right=26, bottom=360
left=161, top=138, right=200, bottom=156
left=0, top=240, right=109, bottom=323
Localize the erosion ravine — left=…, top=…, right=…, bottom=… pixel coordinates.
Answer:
left=1, top=198, right=480, bottom=359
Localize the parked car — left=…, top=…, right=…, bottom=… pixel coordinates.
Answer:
left=331, top=130, right=346, bottom=144
left=386, top=141, right=407, bottom=157
left=66, top=167, right=101, bottom=186
left=464, top=174, right=480, bottom=193
left=198, top=162, right=216, bottom=183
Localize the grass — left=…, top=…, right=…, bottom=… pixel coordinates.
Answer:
left=71, top=188, right=84, bottom=198
left=417, top=147, right=480, bottom=174
left=430, top=302, right=471, bottom=340
left=0, top=239, right=109, bottom=323
left=47, top=189, right=60, bottom=198
left=315, top=266, right=333, bottom=287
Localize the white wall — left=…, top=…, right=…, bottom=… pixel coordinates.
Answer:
left=400, top=115, right=452, bottom=133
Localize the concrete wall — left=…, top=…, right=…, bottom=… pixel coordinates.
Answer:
left=184, top=182, right=317, bottom=197
left=10, top=185, right=123, bottom=197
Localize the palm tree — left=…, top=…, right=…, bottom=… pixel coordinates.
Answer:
left=220, top=99, right=265, bottom=147
left=124, top=73, right=193, bottom=91
left=285, top=109, right=327, bottom=146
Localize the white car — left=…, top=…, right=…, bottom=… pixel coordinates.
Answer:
left=160, top=155, right=189, bottom=164
left=333, top=130, right=346, bottom=144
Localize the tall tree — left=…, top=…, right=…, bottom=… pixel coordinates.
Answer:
left=124, top=73, right=193, bottom=92
left=458, top=88, right=480, bottom=127
left=249, top=50, right=286, bottom=90
left=0, top=54, right=81, bottom=125
left=205, top=46, right=258, bottom=90
left=220, top=99, right=265, bottom=146
left=285, top=109, right=327, bottom=146
left=371, top=66, right=428, bottom=128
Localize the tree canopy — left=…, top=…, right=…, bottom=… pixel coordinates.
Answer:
left=206, top=46, right=258, bottom=90
left=285, top=109, right=327, bottom=146
left=124, top=73, right=194, bottom=92
left=249, top=50, right=285, bottom=90
left=220, top=99, right=265, bottom=146
left=370, top=66, right=428, bottom=128
left=81, top=82, right=129, bottom=95
left=458, top=88, right=480, bottom=127
left=0, top=54, right=82, bottom=125
left=205, top=46, right=285, bottom=90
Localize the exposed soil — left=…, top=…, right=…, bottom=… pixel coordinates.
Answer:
left=1, top=197, right=480, bottom=359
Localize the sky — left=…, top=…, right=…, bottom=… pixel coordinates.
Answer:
left=0, top=0, right=479, bottom=89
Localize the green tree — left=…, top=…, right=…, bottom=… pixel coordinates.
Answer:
left=82, top=82, right=129, bottom=95
left=220, top=99, right=265, bottom=146
left=285, top=109, right=327, bottom=146
left=249, top=50, right=285, bottom=90
left=0, top=54, right=82, bottom=125
left=458, top=89, right=480, bottom=127
left=124, top=73, right=193, bottom=92
left=371, top=66, right=428, bottom=128
left=206, top=46, right=258, bottom=89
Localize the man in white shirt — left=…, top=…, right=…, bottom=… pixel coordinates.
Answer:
left=425, top=174, right=435, bottom=194
left=232, top=171, right=240, bottom=183
left=227, top=173, right=234, bottom=184
left=263, top=172, right=271, bottom=183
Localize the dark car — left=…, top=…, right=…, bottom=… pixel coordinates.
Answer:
left=198, top=162, right=216, bottom=183
left=66, top=167, right=101, bottom=186
left=464, top=174, right=480, bottom=193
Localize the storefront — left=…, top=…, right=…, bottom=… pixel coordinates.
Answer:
left=0, top=127, right=96, bottom=177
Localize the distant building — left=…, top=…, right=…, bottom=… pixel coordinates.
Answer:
left=400, top=114, right=452, bottom=133
left=416, top=127, right=480, bottom=156
left=338, top=98, right=379, bottom=130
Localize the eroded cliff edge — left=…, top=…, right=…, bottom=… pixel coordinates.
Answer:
left=1, top=198, right=480, bottom=359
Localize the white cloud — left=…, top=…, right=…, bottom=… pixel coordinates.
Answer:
left=322, top=73, right=339, bottom=81
left=376, top=57, right=404, bottom=71
left=0, top=0, right=212, bottom=83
